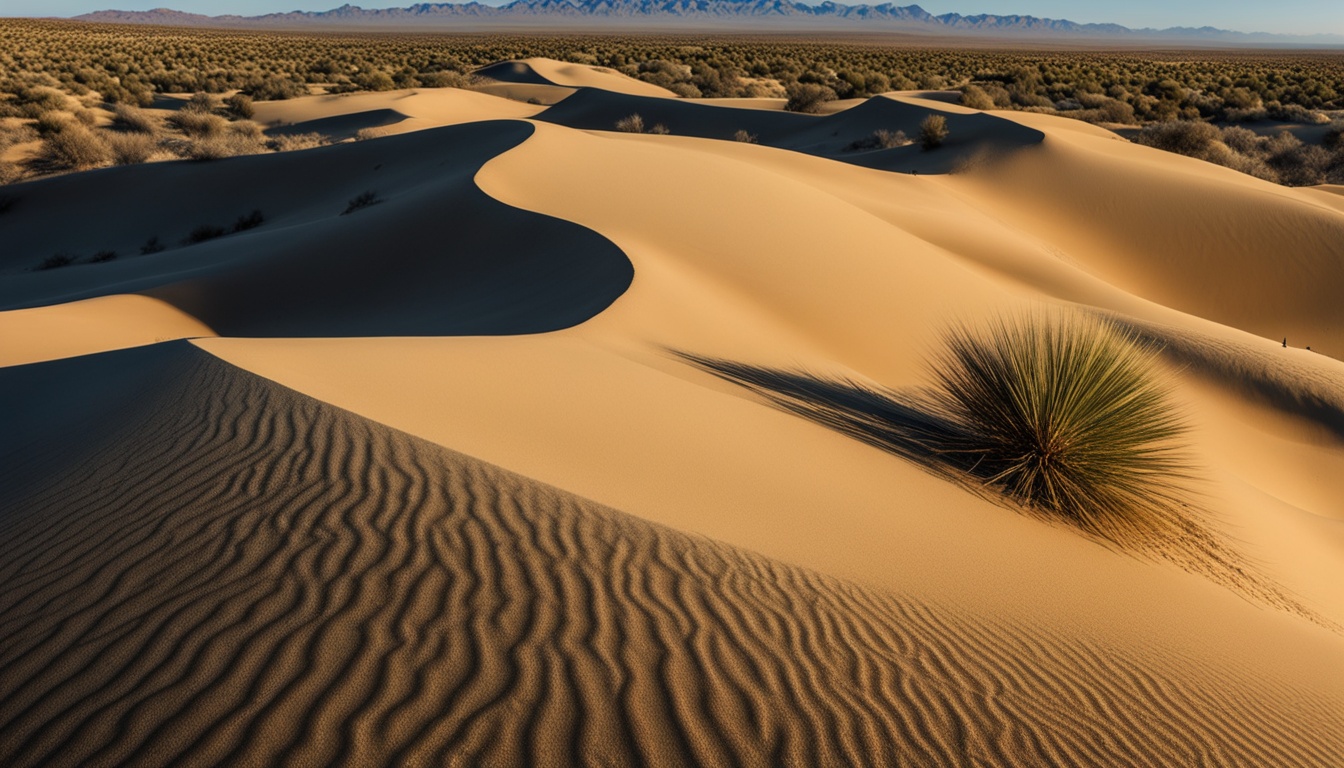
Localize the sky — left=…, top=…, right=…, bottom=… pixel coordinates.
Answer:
left=4, top=0, right=1342, bottom=36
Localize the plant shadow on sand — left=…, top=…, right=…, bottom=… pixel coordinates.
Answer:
left=678, top=314, right=1326, bottom=626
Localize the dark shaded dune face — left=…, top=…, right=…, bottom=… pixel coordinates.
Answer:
left=0, top=121, right=632, bottom=337
left=2, top=343, right=1342, bottom=767
left=473, top=60, right=557, bottom=87
left=264, top=108, right=409, bottom=141
left=537, top=89, right=1043, bottom=173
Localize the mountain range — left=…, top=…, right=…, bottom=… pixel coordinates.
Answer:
left=69, top=2, right=1343, bottom=44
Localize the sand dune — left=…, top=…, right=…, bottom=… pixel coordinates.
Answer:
left=3, top=69, right=1344, bottom=765
left=0, top=121, right=631, bottom=337
left=2, top=343, right=1341, bottom=767
left=538, top=89, right=1043, bottom=172
left=251, top=86, right=544, bottom=138
left=476, top=57, right=678, bottom=98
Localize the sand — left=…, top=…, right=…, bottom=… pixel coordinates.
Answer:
left=2, top=57, right=1342, bottom=765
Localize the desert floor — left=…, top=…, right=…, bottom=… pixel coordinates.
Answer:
left=2, top=59, right=1343, bottom=766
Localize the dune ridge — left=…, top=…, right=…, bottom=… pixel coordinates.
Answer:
left=2, top=342, right=1342, bottom=767
left=0, top=120, right=632, bottom=337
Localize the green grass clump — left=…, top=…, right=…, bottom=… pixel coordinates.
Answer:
left=928, top=314, right=1190, bottom=539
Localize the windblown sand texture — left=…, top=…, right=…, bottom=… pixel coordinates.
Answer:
left=2, top=58, right=1343, bottom=766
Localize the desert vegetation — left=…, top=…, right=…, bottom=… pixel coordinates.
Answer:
left=342, top=190, right=381, bottom=215
left=919, top=114, right=948, bottom=150
left=0, top=20, right=1340, bottom=185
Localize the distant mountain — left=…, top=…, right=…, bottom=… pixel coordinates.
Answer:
left=69, top=2, right=1343, bottom=44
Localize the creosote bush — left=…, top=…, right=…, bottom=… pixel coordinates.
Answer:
left=140, top=236, right=165, bottom=254
left=919, top=114, right=949, bottom=150
left=232, top=209, right=264, bottom=232
left=732, top=129, right=757, bottom=143
left=927, top=314, right=1190, bottom=540
left=37, top=253, right=75, bottom=270
left=184, top=224, right=226, bottom=244
left=38, top=121, right=111, bottom=170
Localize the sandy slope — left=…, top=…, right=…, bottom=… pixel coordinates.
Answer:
left=252, top=86, right=545, bottom=139
left=2, top=343, right=1341, bottom=767
left=476, top=58, right=678, bottom=98
left=2, top=65, right=1344, bottom=765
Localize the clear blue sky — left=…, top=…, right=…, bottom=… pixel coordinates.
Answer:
left=4, top=0, right=1342, bottom=36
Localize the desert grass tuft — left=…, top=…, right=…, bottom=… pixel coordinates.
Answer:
left=924, top=314, right=1191, bottom=541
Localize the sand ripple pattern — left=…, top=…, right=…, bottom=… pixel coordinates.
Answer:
left=2, top=344, right=1341, bottom=767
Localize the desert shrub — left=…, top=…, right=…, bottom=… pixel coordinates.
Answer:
left=168, top=110, right=226, bottom=137
left=1220, top=125, right=1261, bottom=154
left=15, top=86, right=67, bottom=118
left=1269, top=143, right=1331, bottom=186
left=34, top=112, right=71, bottom=136
left=90, top=250, right=117, bottom=263
left=614, top=113, right=645, bottom=133
left=225, top=93, right=255, bottom=120
left=106, top=132, right=158, bottom=164
left=354, top=70, right=396, bottom=91
left=37, top=253, right=75, bottom=270
left=268, top=132, right=328, bottom=152
left=784, top=82, right=837, bottom=114
left=732, top=129, right=757, bottom=143
left=0, top=163, right=20, bottom=186
left=927, top=314, right=1190, bottom=540
left=37, top=122, right=111, bottom=169
left=847, top=128, right=911, bottom=151
left=232, top=209, right=264, bottom=232
left=140, top=236, right=165, bottom=254
left=417, top=71, right=471, bottom=89
left=111, top=104, right=158, bottom=134
left=342, top=190, right=380, bottom=215
left=177, top=122, right=264, bottom=160
left=183, top=92, right=214, bottom=113
left=184, top=224, right=225, bottom=244
left=919, top=114, right=949, bottom=150
left=240, top=76, right=307, bottom=101
left=1133, top=120, right=1221, bottom=157
left=649, top=123, right=670, bottom=135
left=354, top=127, right=384, bottom=141
left=959, top=84, right=995, bottom=110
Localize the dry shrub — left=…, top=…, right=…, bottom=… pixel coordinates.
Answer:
left=649, top=123, right=670, bottom=135
left=183, top=92, right=214, bottom=113
left=354, top=127, right=385, bottom=141
left=960, top=84, right=995, bottom=110
left=106, top=132, right=158, bottom=164
left=38, top=122, right=111, bottom=170
left=784, top=82, right=837, bottom=114
left=169, top=110, right=227, bottom=137
left=268, top=132, right=328, bottom=152
left=225, top=93, right=255, bottom=120
left=0, top=161, right=21, bottom=185
left=111, top=103, right=159, bottom=134
left=919, top=114, right=949, bottom=150
left=732, top=129, right=758, bottom=143
left=615, top=114, right=644, bottom=133
left=186, top=131, right=264, bottom=160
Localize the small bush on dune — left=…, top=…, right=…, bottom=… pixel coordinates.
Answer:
left=342, top=190, right=381, bottom=215
left=926, top=314, right=1190, bottom=541
left=37, top=253, right=75, bottom=270
left=732, top=129, right=758, bottom=143
left=90, top=250, right=118, bottom=263
left=649, top=123, right=670, bottom=135
left=1134, top=120, right=1221, bottom=157
left=268, top=132, right=328, bottom=152
left=241, top=76, right=307, bottom=102
left=784, top=82, right=837, bottom=114
left=184, top=224, right=226, bottom=244
left=615, top=113, right=645, bottom=133
left=919, top=114, right=949, bottom=150
left=141, top=236, right=165, bottom=254
left=185, top=122, right=266, bottom=160
left=0, top=164, right=20, bottom=187
left=846, top=128, right=911, bottom=151
left=232, top=209, right=264, bottom=232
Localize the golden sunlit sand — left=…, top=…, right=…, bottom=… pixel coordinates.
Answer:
left=2, top=57, right=1342, bottom=765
